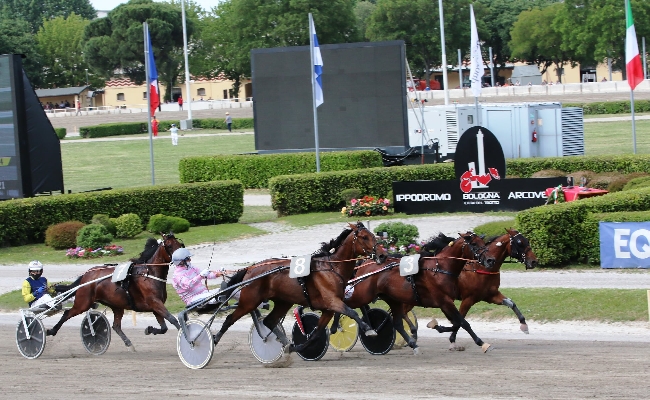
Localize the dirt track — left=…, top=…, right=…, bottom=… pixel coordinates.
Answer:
left=3, top=322, right=649, bottom=399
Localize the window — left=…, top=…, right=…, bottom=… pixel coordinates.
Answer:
left=143, top=91, right=147, bottom=99
left=223, top=89, right=228, bottom=99
left=197, top=88, right=206, bottom=96
left=117, top=93, right=125, bottom=101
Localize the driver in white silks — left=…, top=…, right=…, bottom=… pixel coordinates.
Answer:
left=170, top=248, right=237, bottom=306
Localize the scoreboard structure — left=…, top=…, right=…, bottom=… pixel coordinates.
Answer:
left=0, top=54, right=64, bottom=199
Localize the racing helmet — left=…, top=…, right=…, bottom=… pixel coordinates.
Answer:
left=29, top=260, right=43, bottom=278
left=171, top=248, right=192, bottom=266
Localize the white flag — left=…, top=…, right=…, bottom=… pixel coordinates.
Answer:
left=470, top=4, right=484, bottom=97
left=310, top=14, right=324, bottom=107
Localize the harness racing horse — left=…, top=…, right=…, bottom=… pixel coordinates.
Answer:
left=217, top=222, right=387, bottom=354
left=428, top=228, right=539, bottom=348
left=342, top=232, right=496, bottom=353
left=46, top=233, right=184, bottom=350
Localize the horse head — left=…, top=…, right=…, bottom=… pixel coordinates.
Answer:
left=459, top=231, right=495, bottom=269
left=349, top=222, right=387, bottom=264
left=159, top=232, right=185, bottom=263
left=506, top=228, right=538, bottom=269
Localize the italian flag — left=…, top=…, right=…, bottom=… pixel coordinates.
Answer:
left=626, top=0, right=644, bottom=90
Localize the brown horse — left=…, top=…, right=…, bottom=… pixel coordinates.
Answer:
left=342, top=232, right=495, bottom=353
left=216, top=222, right=387, bottom=353
left=46, top=233, right=184, bottom=350
left=428, top=228, right=539, bottom=347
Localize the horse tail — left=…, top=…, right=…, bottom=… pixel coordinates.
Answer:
left=221, top=269, right=247, bottom=300
left=54, top=275, right=83, bottom=301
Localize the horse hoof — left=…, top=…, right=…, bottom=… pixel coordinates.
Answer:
left=283, top=344, right=294, bottom=354
left=412, top=347, right=420, bottom=356
left=127, top=345, right=136, bottom=352
left=481, top=343, right=492, bottom=353
left=364, top=329, right=377, bottom=337
left=265, top=353, right=293, bottom=368
left=520, top=323, right=529, bottom=334
left=449, top=344, right=465, bottom=351
left=426, top=319, right=438, bottom=329
left=144, top=327, right=151, bottom=335
left=46, top=329, right=56, bottom=337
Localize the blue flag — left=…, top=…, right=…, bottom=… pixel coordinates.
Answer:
left=310, top=16, right=323, bottom=107
left=145, top=25, right=159, bottom=116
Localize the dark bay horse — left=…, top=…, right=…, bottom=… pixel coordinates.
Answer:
left=428, top=228, right=539, bottom=348
left=343, top=232, right=495, bottom=354
left=216, top=222, right=387, bottom=353
left=46, top=233, right=184, bottom=350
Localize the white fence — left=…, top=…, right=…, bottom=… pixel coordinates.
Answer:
left=45, top=98, right=253, bottom=118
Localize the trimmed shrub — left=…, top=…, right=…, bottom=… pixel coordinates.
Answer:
left=79, top=118, right=253, bottom=138
left=45, top=221, right=85, bottom=249
left=54, top=128, right=66, bottom=140
left=114, top=213, right=143, bottom=238
left=91, top=214, right=117, bottom=236
left=340, top=188, right=362, bottom=204
left=563, top=100, right=650, bottom=115
left=473, top=219, right=518, bottom=238
left=623, top=176, right=650, bottom=191
left=76, top=224, right=113, bottom=249
left=374, top=222, right=419, bottom=248
left=147, top=214, right=190, bottom=234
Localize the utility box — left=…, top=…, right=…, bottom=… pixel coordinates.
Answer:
left=180, top=119, right=193, bottom=130
left=407, top=102, right=584, bottom=160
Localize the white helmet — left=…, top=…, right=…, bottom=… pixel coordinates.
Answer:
left=28, top=260, right=43, bottom=272
left=171, top=248, right=192, bottom=265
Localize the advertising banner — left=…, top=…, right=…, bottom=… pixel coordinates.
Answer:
left=599, top=222, right=650, bottom=269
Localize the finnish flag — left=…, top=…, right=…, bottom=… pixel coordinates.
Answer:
left=311, top=17, right=324, bottom=107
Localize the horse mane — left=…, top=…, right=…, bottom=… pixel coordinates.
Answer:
left=420, top=232, right=456, bottom=256
left=131, top=237, right=160, bottom=263
left=312, top=227, right=354, bottom=258
left=484, top=235, right=501, bottom=245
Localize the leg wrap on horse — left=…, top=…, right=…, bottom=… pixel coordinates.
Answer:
left=502, top=298, right=514, bottom=308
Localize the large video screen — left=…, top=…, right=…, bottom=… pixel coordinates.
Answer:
left=251, top=41, right=407, bottom=152
left=0, top=55, right=24, bottom=199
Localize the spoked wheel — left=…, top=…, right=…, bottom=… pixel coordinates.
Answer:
left=177, top=319, right=214, bottom=369
left=393, top=310, right=418, bottom=348
left=359, top=308, right=395, bottom=355
left=292, top=312, right=329, bottom=361
left=249, top=318, right=285, bottom=364
left=80, top=310, right=111, bottom=356
left=328, top=314, right=359, bottom=352
left=16, top=316, right=46, bottom=359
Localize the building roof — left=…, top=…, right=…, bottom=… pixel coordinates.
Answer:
left=35, top=86, right=90, bottom=97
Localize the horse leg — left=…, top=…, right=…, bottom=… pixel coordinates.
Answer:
left=213, top=301, right=256, bottom=346
left=402, top=304, right=418, bottom=340
left=46, top=300, right=91, bottom=336
left=329, top=312, right=342, bottom=335
left=145, top=302, right=180, bottom=335
left=432, top=301, right=491, bottom=353
left=385, top=300, right=418, bottom=353
left=111, top=308, right=135, bottom=350
left=261, top=300, right=292, bottom=347
left=290, top=310, right=334, bottom=353
left=145, top=313, right=168, bottom=336
left=494, top=292, right=529, bottom=334
left=327, top=300, right=377, bottom=336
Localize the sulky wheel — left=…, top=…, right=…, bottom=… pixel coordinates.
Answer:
left=393, top=310, right=418, bottom=348
left=177, top=319, right=214, bottom=369
left=16, top=316, right=46, bottom=359
left=328, top=314, right=359, bottom=352
left=249, top=318, right=285, bottom=364
left=292, top=312, right=329, bottom=361
left=359, top=308, right=395, bottom=355
left=80, top=310, right=111, bottom=356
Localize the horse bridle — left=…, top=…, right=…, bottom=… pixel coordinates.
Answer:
left=461, top=232, right=491, bottom=268
left=351, top=224, right=380, bottom=262
left=508, top=232, right=531, bottom=265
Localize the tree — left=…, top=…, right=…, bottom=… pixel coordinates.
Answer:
left=554, top=0, right=650, bottom=78
left=0, top=0, right=96, bottom=33
left=35, top=14, right=102, bottom=88
left=510, top=3, right=574, bottom=83
left=83, top=0, right=194, bottom=102
left=366, top=0, right=472, bottom=86
left=195, top=0, right=359, bottom=98
left=354, top=1, right=376, bottom=40
left=0, top=16, right=43, bottom=87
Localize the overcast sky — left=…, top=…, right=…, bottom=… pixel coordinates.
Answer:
left=90, top=0, right=218, bottom=12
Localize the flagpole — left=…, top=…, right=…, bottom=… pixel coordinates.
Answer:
left=309, top=13, right=321, bottom=173
left=144, top=22, right=155, bottom=185
left=631, top=89, right=637, bottom=154
left=181, top=0, right=192, bottom=122
left=438, top=0, right=449, bottom=105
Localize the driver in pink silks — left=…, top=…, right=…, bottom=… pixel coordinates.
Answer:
left=171, top=248, right=235, bottom=306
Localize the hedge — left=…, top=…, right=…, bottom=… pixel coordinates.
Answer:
left=180, top=150, right=384, bottom=189
left=516, top=186, right=650, bottom=266
left=563, top=100, right=650, bottom=115
left=0, top=181, right=243, bottom=246
left=54, top=128, right=66, bottom=140
left=506, top=155, right=650, bottom=177
left=580, top=211, right=650, bottom=264
left=79, top=118, right=254, bottom=138
left=270, top=164, right=455, bottom=215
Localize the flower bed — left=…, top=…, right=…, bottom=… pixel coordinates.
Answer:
left=66, top=244, right=124, bottom=259
left=342, top=196, right=390, bottom=217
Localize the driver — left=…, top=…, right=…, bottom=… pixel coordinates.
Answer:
left=170, top=248, right=232, bottom=306
left=22, top=261, right=55, bottom=307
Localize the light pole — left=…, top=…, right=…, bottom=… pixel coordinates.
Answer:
left=181, top=0, right=192, bottom=123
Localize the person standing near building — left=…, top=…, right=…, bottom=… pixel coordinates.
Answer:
left=75, top=100, right=81, bottom=116
left=152, top=116, right=159, bottom=137
left=225, top=112, right=232, bottom=132
left=178, top=95, right=183, bottom=110
left=170, top=123, right=179, bottom=145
